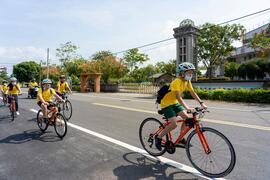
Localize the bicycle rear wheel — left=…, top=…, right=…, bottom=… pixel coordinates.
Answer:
left=139, top=118, right=167, bottom=156
left=186, top=127, right=236, bottom=178
left=54, top=113, right=67, bottom=139
left=37, top=110, right=48, bottom=132
left=62, top=100, right=72, bottom=121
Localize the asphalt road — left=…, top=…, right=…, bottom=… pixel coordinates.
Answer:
left=0, top=89, right=269, bottom=180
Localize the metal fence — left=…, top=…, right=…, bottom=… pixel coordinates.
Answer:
left=119, top=83, right=159, bottom=94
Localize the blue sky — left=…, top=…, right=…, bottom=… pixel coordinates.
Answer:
left=0, top=0, right=270, bottom=73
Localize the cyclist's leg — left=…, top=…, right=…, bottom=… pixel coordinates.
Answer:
left=14, top=95, right=19, bottom=112
left=41, top=103, right=48, bottom=118
left=158, top=105, right=179, bottom=138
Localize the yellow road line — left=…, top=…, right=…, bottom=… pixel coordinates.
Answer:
left=93, top=103, right=270, bottom=132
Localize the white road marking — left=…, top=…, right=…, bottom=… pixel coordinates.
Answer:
left=73, top=93, right=270, bottom=113
left=29, top=108, right=224, bottom=180
left=93, top=103, right=270, bottom=132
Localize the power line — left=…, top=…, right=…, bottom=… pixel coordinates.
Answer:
left=113, top=7, right=270, bottom=55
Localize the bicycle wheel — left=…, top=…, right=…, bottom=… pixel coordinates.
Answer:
left=11, top=108, right=15, bottom=121
left=186, top=127, right=236, bottom=178
left=62, top=100, right=72, bottom=121
left=37, top=110, right=48, bottom=132
left=54, top=113, right=67, bottom=139
left=139, top=118, right=167, bottom=156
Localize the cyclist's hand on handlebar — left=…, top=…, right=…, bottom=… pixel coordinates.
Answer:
left=187, top=108, right=196, bottom=113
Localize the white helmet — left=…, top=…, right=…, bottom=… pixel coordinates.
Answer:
left=176, top=62, right=195, bottom=74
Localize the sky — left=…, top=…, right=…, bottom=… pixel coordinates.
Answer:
left=0, top=0, right=270, bottom=74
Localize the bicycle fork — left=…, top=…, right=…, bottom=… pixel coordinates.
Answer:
left=196, top=124, right=211, bottom=154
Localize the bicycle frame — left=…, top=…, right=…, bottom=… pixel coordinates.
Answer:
left=155, top=114, right=211, bottom=154
left=9, top=96, right=16, bottom=113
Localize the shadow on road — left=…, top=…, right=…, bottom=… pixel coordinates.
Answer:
left=113, top=152, right=198, bottom=180
left=0, top=129, right=61, bottom=144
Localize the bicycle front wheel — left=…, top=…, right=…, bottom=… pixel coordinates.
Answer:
left=54, top=113, right=67, bottom=139
left=186, top=127, right=236, bottom=178
left=63, top=100, right=72, bottom=121
left=139, top=118, right=167, bottom=156
left=37, top=110, right=48, bottom=132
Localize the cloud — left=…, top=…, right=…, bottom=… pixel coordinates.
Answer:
left=0, top=46, right=47, bottom=59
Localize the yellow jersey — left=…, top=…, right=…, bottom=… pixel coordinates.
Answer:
left=37, top=88, right=56, bottom=102
left=57, top=81, right=69, bottom=93
left=160, top=78, right=193, bottom=109
left=8, top=84, right=20, bottom=95
left=29, top=82, right=38, bottom=88
left=1, top=85, right=8, bottom=93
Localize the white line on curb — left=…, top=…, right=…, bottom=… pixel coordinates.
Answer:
left=29, top=108, right=224, bottom=180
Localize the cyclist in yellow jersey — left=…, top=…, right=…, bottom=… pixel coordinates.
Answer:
left=1, top=80, right=9, bottom=103
left=56, top=75, right=72, bottom=98
left=28, top=79, right=39, bottom=98
left=155, top=62, right=207, bottom=150
left=37, top=79, right=63, bottom=122
left=7, top=77, right=22, bottom=115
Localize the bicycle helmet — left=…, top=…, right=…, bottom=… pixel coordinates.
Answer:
left=42, top=78, right=52, bottom=84
left=2, top=80, right=7, bottom=84
left=60, top=75, right=65, bottom=79
left=176, top=62, right=195, bottom=74
left=10, top=77, right=17, bottom=81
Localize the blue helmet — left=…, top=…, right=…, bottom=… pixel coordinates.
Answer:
left=176, top=62, right=195, bottom=74
left=42, top=78, right=52, bottom=84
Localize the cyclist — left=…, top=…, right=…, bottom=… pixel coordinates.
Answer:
left=7, top=77, right=21, bottom=115
left=28, top=79, right=39, bottom=98
left=56, top=75, right=72, bottom=98
left=1, top=80, right=9, bottom=103
left=155, top=62, right=207, bottom=150
left=37, top=78, right=64, bottom=123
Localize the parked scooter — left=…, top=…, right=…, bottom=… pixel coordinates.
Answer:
left=28, top=86, right=39, bottom=99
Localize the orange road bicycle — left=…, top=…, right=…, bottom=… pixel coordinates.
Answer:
left=139, top=107, right=236, bottom=178
left=36, top=103, right=67, bottom=139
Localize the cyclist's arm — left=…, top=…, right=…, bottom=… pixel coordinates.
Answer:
left=18, top=86, right=22, bottom=95
left=66, top=84, right=72, bottom=93
left=176, top=91, right=190, bottom=110
left=190, top=90, right=202, bottom=103
left=54, top=93, right=63, bottom=102
left=37, top=94, right=47, bottom=104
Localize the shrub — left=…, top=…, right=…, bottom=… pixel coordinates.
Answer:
left=183, top=88, right=270, bottom=103
left=72, top=85, right=81, bottom=92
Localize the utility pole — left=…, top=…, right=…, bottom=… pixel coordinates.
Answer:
left=39, top=60, right=42, bottom=86
left=46, top=48, right=49, bottom=79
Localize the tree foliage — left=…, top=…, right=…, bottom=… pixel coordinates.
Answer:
left=224, top=62, right=240, bottom=79
left=79, top=57, right=128, bottom=83
left=130, top=65, right=160, bottom=82
left=13, top=61, right=40, bottom=82
left=155, top=59, right=176, bottom=75
left=123, top=48, right=149, bottom=71
left=56, top=41, right=80, bottom=68
left=250, top=28, right=270, bottom=57
left=91, top=50, right=115, bottom=61
left=197, top=23, right=245, bottom=78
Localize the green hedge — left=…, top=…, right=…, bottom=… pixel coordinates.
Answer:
left=183, top=88, right=270, bottom=103
left=72, top=85, right=81, bottom=92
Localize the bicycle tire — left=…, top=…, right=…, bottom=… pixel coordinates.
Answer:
left=186, top=127, right=236, bottom=178
left=54, top=113, right=67, bottom=139
left=37, top=110, right=48, bottom=132
left=139, top=117, right=167, bottom=156
left=63, top=100, right=72, bottom=121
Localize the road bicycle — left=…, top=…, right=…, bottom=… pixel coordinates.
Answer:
left=55, top=92, right=72, bottom=121
left=139, top=107, right=236, bottom=178
left=1, top=93, right=8, bottom=106
left=36, top=103, right=67, bottom=139
left=9, top=95, right=16, bottom=121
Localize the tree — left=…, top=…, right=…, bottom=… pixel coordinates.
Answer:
left=79, top=57, right=128, bottom=84
left=56, top=41, right=80, bottom=68
left=91, top=50, right=115, bottom=61
left=250, top=29, right=270, bottom=57
left=224, top=62, right=239, bottom=79
left=13, top=61, right=40, bottom=82
left=64, top=58, right=87, bottom=77
left=123, top=48, right=149, bottom=72
left=197, top=23, right=245, bottom=78
left=0, top=71, right=9, bottom=81
left=130, top=65, right=160, bottom=82
left=156, top=59, right=176, bottom=75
